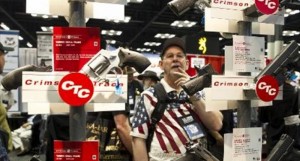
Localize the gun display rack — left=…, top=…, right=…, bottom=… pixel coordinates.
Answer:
left=68, top=0, right=86, bottom=141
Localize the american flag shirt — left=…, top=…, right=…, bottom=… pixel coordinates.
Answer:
left=131, top=79, right=204, bottom=161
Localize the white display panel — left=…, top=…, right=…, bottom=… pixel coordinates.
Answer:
left=232, top=35, right=265, bottom=72
left=22, top=72, right=128, bottom=114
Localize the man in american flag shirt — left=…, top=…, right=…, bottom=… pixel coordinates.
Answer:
left=131, top=37, right=223, bottom=161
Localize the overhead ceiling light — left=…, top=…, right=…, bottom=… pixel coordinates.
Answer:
left=290, top=10, right=300, bottom=15
left=154, top=33, right=176, bottom=39
left=116, top=31, right=122, bottom=35
left=144, top=42, right=161, bottom=46
left=286, top=8, right=292, bottom=13
left=284, top=9, right=300, bottom=17
left=106, top=40, right=116, bottom=44
left=105, top=16, right=131, bottom=23
left=101, top=30, right=122, bottom=36
left=41, top=26, right=53, bottom=32
left=0, top=23, right=10, bottom=30
left=127, top=0, right=143, bottom=3
left=41, top=27, right=47, bottom=31
left=18, top=36, right=24, bottom=41
left=31, top=13, right=58, bottom=19
left=282, top=30, right=300, bottom=36
left=42, top=15, right=49, bottom=19
left=27, top=42, right=33, bottom=48
left=137, top=48, right=151, bottom=52
left=171, top=20, right=197, bottom=28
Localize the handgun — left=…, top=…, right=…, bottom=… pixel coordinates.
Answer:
left=173, top=142, right=219, bottom=161
left=266, top=134, right=294, bottom=161
left=254, top=40, right=299, bottom=86
left=80, top=47, right=151, bottom=82
left=188, top=142, right=219, bottom=161
left=181, top=64, right=216, bottom=96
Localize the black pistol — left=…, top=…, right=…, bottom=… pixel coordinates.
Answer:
left=181, top=64, right=216, bottom=96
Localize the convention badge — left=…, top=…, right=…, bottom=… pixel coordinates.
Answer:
left=178, top=114, right=205, bottom=140
left=129, top=95, right=134, bottom=105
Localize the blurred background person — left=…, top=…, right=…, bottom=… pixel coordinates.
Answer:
left=125, top=67, right=143, bottom=113
left=137, top=70, right=160, bottom=90
left=0, top=42, right=14, bottom=160
left=11, top=115, right=42, bottom=156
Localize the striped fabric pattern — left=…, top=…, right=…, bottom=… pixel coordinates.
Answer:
left=131, top=79, right=202, bottom=157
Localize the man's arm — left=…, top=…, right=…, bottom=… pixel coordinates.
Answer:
left=113, top=112, right=133, bottom=155
left=173, top=67, right=223, bottom=131
left=132, top=137, right=149, bottom=161
left=209, top=130, right=224, bottom=146
left=190, top=95, right=223, bottom=131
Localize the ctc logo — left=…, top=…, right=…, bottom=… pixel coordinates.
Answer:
left=255, top=0, right=279, bottom=15
left=257, top=82, right=277, bottom=96
left=61, top=81, right=90, bottom=98
left=255, top=75, right=279, bottom=102
left=58, top=73, right=94, bottom=106
left=257, top=0, right=277, bottom=9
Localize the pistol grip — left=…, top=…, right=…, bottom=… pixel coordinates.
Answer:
left=118, top=48, right=151, bottom=73
left=182, top=73, right=212, bottom=96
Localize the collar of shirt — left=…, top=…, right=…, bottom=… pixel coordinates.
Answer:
left=160, top=78, right=204, bottom=101
left=160, top=78, right=183, bottom=94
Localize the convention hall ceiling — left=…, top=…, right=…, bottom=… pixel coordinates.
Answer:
left=0, top=0, right=300, bottom=55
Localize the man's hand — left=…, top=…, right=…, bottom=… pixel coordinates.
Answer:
left=181, top=73, right=212, bottom=96
left=1, top=65, right=51, bottom=91
left=174, top=67, right=190, bottom=87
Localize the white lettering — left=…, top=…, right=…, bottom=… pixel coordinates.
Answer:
left=213, top=81, right=249, bottom=87
left=61, top=81, right=90, bottom=98
left=23, top=79, right=122, bottom=87
left=213, top=0, right=249, bottom=7
left=258, top=82, right=277, bottom=96
left=77, top=89, right=90, bottom=98
left=258, top=0, right=276, bottom=9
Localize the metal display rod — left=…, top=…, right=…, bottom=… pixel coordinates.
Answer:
left=237, top=21, right=252, bottom=128
left=68, top=0, right=87, bottom=141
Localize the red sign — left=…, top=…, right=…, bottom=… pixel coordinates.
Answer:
left=255, top=0, right=279, bottom=15
left=58, top=73, right=94, bottom=106
left=186, top=54, right=225, bottom=76
left=54, top=140, right=99, bottom=161
left=255, top=75, right=279, bottom=102
left=53, top=27, right=100, bottom=72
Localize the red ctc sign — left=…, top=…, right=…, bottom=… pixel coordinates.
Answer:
left=255, top=75, right=279, bottom=102
left=255, top=0, right=279, bottom=15
left=58, top=73, right=94, bottom=106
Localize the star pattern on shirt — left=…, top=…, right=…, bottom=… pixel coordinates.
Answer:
left=131, top=96, right=150, bottom=128
left=168, top=91, right=178, bottom=108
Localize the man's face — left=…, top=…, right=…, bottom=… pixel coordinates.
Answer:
left=128, top=73, right=134, bottom=83
left=0, top=51, right=5, bottom=74
left=159, top=46, right=188, bottom=78
left=142, top=77, right=152, bottom=90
